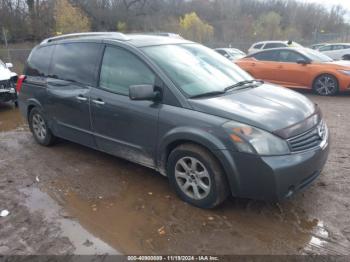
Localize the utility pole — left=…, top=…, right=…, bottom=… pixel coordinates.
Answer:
left=2, top=27, right=11, bottom=62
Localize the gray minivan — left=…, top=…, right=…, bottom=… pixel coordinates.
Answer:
left=18, top=32, right=330, bottom=208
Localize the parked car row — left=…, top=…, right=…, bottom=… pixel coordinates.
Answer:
left=215, top=40, right=350, bottom=96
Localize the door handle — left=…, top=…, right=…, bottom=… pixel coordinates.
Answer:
left=92, top=99, right=105, bottom=105
left=76, top=95, right=88, bottom=102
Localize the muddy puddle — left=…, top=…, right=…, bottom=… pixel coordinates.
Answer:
left=38, top=154, right=344, bottom=255
left=0, top=103, right=27, bottom=132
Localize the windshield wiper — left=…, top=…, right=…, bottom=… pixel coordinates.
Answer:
left=224, top=80, right=264, bottom=92
left=190, top=90, right=226, bottom=99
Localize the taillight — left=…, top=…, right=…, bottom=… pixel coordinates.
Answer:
left=16, top=75, right=26, bottom=93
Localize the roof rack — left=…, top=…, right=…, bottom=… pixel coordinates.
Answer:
left=40, top=32, right=130, bottom=44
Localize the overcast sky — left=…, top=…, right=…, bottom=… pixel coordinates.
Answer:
left=299, top=0, right=350, bottom=21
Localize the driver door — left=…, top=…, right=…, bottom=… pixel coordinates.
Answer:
left=273, top=50, right=312, bottom=88
left=90, top=45, right=160, bottom=168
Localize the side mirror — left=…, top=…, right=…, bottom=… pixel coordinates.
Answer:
left=129, top=85, right=160, bottom=101
left=296, top=59, right=310, bottom=65
left=5, top=63, right=13, bottom=69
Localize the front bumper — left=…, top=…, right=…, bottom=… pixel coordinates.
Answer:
left=219, top=139, right=330, bottom=202
left=0, top=87, right=17, bottom=103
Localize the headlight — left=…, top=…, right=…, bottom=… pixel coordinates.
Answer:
left=223, top=122, right=290, bottom=156
left=338, top=70, right=350, bottom=76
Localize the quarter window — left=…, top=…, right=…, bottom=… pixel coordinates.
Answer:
left=26, top=45, right=55, bottom=77
left=51, top=43, right=101, bottom=86
left=99, top=46, right=155, bottom=95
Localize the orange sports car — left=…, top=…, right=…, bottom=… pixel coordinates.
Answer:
left=235, top=47, right=350, bottom=95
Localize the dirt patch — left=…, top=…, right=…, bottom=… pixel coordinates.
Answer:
left=0, top=93, right=349, bottom=255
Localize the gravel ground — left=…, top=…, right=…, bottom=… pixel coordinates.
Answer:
left=0, top=92, right=349, bottom=255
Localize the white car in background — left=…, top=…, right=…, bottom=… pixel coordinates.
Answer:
left=318, top=43, right=350, bottom=60
left=0, top=59, right=18, bottom=106
left=248, top=40, right=303, bottom=54
left=215, top=48, right=246, bottom=61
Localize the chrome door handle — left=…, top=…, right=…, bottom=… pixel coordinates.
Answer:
left=76, top=96, right=88, bottom=101
left=92, top=99, right=105, bottom=105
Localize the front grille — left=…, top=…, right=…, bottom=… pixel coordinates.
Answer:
left=0, top=80, right=9, bottom=89
left=288, top=120, right=327, bottom=152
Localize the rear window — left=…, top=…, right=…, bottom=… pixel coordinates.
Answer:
left=25, top=45, right=55, bottom=77
left=264, top=43, right=286, bottom=49
left=51, top=43, right=101, bottom=86
left=253, top=44, right=263, bottom=49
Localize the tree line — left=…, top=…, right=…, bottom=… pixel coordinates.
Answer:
left=1, top=0, right=349, bottom=48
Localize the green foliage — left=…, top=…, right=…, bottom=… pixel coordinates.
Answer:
left=254, top=11, right=282, bottom=40
left=117, top=22, right=127, bottom=33
left=179, top=12, right=214, bottom=43
left=55, top=0, right=90, bottom=34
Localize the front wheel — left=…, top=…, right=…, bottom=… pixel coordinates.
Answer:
left=313, top=74, right=338, bottom=96
left=167, top=144, right=229, bottom=209
left=29, top=108, right=56, bottom=146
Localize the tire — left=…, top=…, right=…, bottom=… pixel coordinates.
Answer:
left=313, top=74, right=339, bottom=96
left=29, top=108, right=56, bottom=146
left=167, top=143, right=229, bottom=209
left=342, top=54, right=350, bottom=60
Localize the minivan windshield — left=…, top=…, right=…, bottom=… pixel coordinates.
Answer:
left=143, top=44, right=253, bottom=97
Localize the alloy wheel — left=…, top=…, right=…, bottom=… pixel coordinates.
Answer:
left=314, top=75, right=337, bottom=96
left=32, top=114, right=47, bottom=140
left=174, top=157, right=211, bottom=200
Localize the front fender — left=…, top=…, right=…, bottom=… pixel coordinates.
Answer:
left=157, top=126, right=228, bottom=171
left=157, top=126, right=241, bottom=196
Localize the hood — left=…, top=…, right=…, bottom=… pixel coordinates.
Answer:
left=0, top=67, right=14, bottom=81
left=189, top=83, right=316, bottom=132
left=326, top=60, right=350, bottom=68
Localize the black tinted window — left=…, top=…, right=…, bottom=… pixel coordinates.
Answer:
left=277, top=50, right=304, bottom=62
left=26, top=46, right=54, bottom=77
left=254, top=44, right=263, bottom=49
left=252, top=51, right=277, bottom=61
left=264, top=43, right=286, bottom=49
left=99, top=46, right=156, bottom=95
left=51, top=43, right=101, bottom=86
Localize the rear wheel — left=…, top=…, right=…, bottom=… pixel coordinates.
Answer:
left=313, top=74, right=338, bottom=96
left=167, top=144, right=229, bottom=209
left=29, top=108, right=56, bottom=146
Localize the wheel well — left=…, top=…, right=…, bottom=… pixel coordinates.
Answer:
left=312, top=73, right=339, bottom=90
left=27, top=105, right=36, bottom=121
left=163, top=140, right=232, bottom=192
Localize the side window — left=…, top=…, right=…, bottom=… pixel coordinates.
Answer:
left=277, top=50, right=304, bottom=63
left=25, top=45, right=54, bottom=77
left=254, top=44, right=263, bottom=49
left=51, top=43, right=101, bottom=86
left=332, top=45, right=344, bottom=50
left=319, top=45, right=332, bottom=51
left=264, top=43, right=286, bottom=49
left=99, top=46, right=156, bottom=95
left=252, top=51, right=277, bottom=61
